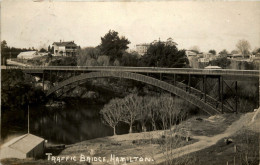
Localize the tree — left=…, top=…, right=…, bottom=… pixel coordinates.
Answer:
left=39, top=48, right=47, bottom=52
left=219, top=49, right=229, bottom=57
left=144, top=96, right=160, bottom=131
left=77, top=47, right=101, bottom=66
left=209, top=50, right=216, bottom=55
left=1, top=70, right=46, bottom=111
left=138, top=97, right=150, bottom=132
left=99, top=30, right=130, bottom=62
left=120, top=52, right=139, bottom=66
left=139, top=40, right=189, bottom=68
left=236, top=39, right=251, bottom=58
left=231, top=50, right=239, bottom=54
left=100, top=98, right=123, bottom=135
left=97, top=55, right=110, bottom=66
left=48, top=45, right=51, bottom=52
left=252, top=48, right=260, bottom=55
left=209, top=57, right=231, bottom=69
left=121, top=94, right=141, bottom=133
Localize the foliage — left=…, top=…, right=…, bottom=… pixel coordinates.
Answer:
left=99, top=30, right=130, bottom=62
left=100, top=98, right=123, bottom=135
left=39, top=48, right=47, bottom=52
left=120, top=52, right=139, bottom=66
left=219, top=49, right=229, bottom=57
left=1, top=70, right=46, bottom=111
left=49, top=56, right=77, bottom=66
left=77, top=47, right=102, bottom=66
left=209, top=49, right=216, bottom=55
left=1, top=40, right=36, bottom=64
left=97, top=55, right=110, bottom=66
left=236, top=39, right=251, bottom=57
left=209, top=57, right=231, bottom=69
left=139, top=41, right=189, bottom=68
left=252, top=47, right=260, bottom=55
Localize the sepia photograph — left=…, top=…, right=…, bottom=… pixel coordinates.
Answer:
left=0, top=0, right=259, bottom=165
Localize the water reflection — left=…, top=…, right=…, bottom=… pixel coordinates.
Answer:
left=30, top=103, right=129, bottom=144
left=2, top=102, right=129, bottom=145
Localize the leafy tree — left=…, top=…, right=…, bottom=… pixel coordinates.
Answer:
left=209, top=50, right=216, bottom=55
left=139, top=40, right=189, bottom=68
left=49, top=57, right=77, bottom=66
left=120, top=52, right=139, bottom=66
left=77, top=47, right=101, bottom=66
left=209, top=57, right=231, bottom=69
left=100, top=98, right=123, bottom=135
left=219, top=49, right=229, bottom=57
left=97, top=55, right=110, bottom=66
left=252, top=48, right=260, bottom=55
left=99, top=30, right=130, bottom=61
left=1, top=70, right=46, bottom=111
left=48, top=45, right=51, bottom=52
left=236, top=39, right=251, bottom=58
left=39, top=48, right=47, bottom=52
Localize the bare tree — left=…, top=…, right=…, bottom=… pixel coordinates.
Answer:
left=236, top=39, right=251, bottom=58
left=138, top=96, right=151, bottom=132
left=100, top=98, right=123, bottom=135
left=121, top=94, right=141, bottom=133
left=147, top=97, right=160, bottom=131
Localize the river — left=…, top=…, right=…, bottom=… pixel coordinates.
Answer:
left=1, top=100, right=129, bottom=145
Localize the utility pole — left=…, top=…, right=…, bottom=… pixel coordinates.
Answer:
left=28, top=105, right=30, bottom=134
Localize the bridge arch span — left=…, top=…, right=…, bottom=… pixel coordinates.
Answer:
left=47, top=71, right=220, bottom=115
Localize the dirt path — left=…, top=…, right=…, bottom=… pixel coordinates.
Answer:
left=129, top=110, right=259, bottom=165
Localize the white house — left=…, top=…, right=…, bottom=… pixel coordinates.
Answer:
left=185, top=50, right=197, bottom=57
left=17, top=51, right=39, bottom=59
left=0, top=134, right=45, bottom=159
left=53, top=41, right=78, bottom=56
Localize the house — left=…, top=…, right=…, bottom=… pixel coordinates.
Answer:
left=227, top=54, right=250, bottom=59
left=198, top=58, right=210, bottom=63
left=0, top=134, right=45, bottom=159
left=53, top=41, right=78, bottom=56
left=136, top=43, right=150, bottom=55
left=17, top=51, right=39, bottom=59
left=185, top=50, right=197, bottom=57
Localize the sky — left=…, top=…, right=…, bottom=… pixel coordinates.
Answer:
left=1, top=0, right=260, bottom=53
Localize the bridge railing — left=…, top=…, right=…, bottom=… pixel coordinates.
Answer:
left=3, top=65, right=259, bottom=77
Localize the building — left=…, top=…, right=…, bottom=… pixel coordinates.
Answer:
left=204, top=65, right=222, bottom=69
left=17, top=51, right=39, bottom=59
left=53, top=41, right=78, bottom=56
left=185, top=50, right=197, bottom=57
left=198, top=58, right=210, bottom=63
left=0, top=134, right=45, bottom=159
left=136, top=43, right=150, bottom=55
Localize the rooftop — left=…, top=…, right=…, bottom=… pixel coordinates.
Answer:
left=53, top=41, right=77, bottom=46
left=2, top=134, right=44, bottom=154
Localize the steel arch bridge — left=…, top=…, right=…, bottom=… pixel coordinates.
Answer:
left=46, top=71, right=232, bottom=115
left=3, top=65, right=259, bottom=115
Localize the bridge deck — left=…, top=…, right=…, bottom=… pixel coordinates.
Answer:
left=2, top=65, right=259, bottom=77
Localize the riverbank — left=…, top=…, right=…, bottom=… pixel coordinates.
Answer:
left=1, top=109, right=259, bottom=165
